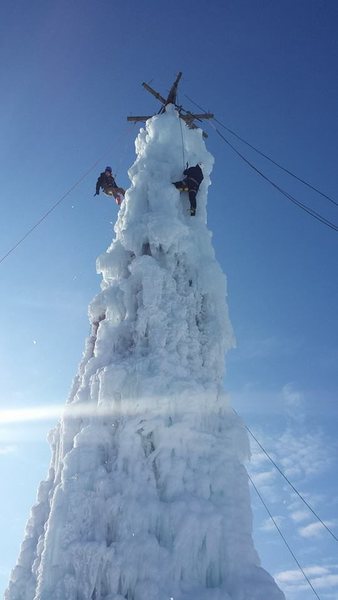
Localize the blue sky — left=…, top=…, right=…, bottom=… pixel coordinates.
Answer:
left=1, top=1, right=338, bottom=598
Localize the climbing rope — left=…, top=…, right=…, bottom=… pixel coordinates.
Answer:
left=249, top=474, right=322, bottom=600
left=177, top=93, right=186, bottom=170
left=211, top=122, right=338, bottom=232
left=0, top=157, right=102, bottom=266
left=229, top=407, right=336, bottom=597
left=0, top=125, right=134, bottom=267
left=235, top=410, right=338, bottom=543
left=185, top=94, right=338, bottom=208
left=185, top=95, right=338, bottom=232
left=214, top=118, right=338, bottom=208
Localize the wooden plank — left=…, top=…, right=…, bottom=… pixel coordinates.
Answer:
left=165, top=72, right=182, bottom=105
left=184, top=113, right=214, bottom=120
left=128, top=113, right=213, bottom=123
left=128, top=72, right=212, bottom=137
left=127, top=116, right=152, bottom=122
left=181, top=113, right=214, bottom=124
left=142, top=83, right=167, bottom=105
left=127, top=113, right=209, bottom=137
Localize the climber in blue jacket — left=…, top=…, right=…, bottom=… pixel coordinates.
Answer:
left=173, top=163, right=204, bottom=216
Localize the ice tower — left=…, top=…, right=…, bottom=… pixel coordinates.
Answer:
left=6, top=106, right=285, bottom=600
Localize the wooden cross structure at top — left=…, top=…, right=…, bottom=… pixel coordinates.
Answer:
left=127, top=72, right=213, bottom=136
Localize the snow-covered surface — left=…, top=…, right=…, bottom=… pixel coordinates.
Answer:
left=6, top=106, right=285, bottom=600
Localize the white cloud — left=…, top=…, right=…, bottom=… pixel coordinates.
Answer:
left=313, top=574, right=338, bottom=589
left=290, top=509, right=311, bottom=523
left=298, top=521, right=336, bottom=539
left=250, top=470, right=276, bottom=486
left=0, top=444, right=17, bottom=455
left=260, top=515, right=284, bottom=532
left=276, top=430, right=332, bottom=479
left=305, top=566, right=330, bottom=577
left=249, top=449, right=270, bottom=467
left=275, top=564, right=338, bottom=593
left=276, top=569, right=307, bottom=584
left=247, top=424, right=332, bottom=506
left=244, top=389, right=333, bottom=484
left=283, top=383, right=304, bottom=410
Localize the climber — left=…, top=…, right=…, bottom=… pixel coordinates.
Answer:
left=173, top=163, right=204, bottom=216
left=95, top=166, right=125, bottom=205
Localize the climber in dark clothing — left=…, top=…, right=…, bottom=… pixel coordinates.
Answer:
left=95, top=166, right=125, bottom=205
left=173, top=163, right=204, bottom=216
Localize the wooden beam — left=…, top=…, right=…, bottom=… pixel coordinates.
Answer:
left=128, top=73, right=213, bottom=138
left=128, top=113, right=213, bottom=124
left=127, top=116, right=152, bottom=122
left=165, top=71, right=182, bottom=106
left=142, top=83, right=167, bottom=105
left=181, top=113, right=214, bottom=122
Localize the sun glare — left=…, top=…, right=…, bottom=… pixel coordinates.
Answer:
left=0, top=405, right=63, bottom=424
